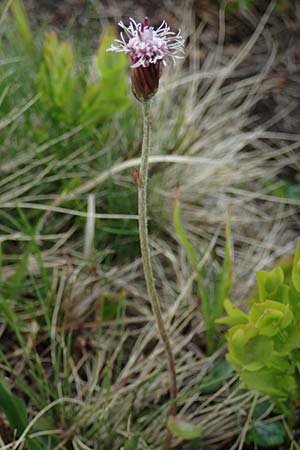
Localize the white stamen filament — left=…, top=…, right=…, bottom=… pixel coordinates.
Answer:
left=107, top=18, right=184, bottom=68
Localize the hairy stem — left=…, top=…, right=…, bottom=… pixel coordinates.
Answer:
left=138, top=101, right=177, bottom=417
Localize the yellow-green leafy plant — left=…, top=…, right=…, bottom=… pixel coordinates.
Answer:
left=37, top=32, right=79, bottom=127
left=218, top=242, right=300, bottom=419
left=37, top=27, right=130, bottom=129
left=80, top=26, right=130, bottom=127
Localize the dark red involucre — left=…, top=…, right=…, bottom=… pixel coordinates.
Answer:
left=131, top=62, right=162, bottom=103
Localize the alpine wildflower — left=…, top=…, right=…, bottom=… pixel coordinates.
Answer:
left=107, top=17, right=184, bottom=102
left=107, top=17, right=185, bottom=443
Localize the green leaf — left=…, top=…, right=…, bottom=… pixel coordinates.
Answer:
left=81, top=81, right=130, bottom=125
left=11, top=240, right=35, bottom=288
left=173, top=190, right=199, bottom=277
left=37, top=32, right=78, bottom=126
left=80, top=25, right=130, bottom=126
left=97, top=25, right=127, bottom=78
left=101, top=294, right=123, bottom=321
left=239, top=0, right=255, bottom=9
left=187, top=437, right=202, bottom=450
left=242, top=368, right=295, bottom=400
left=288, top=284, right=300, bottom=319
left=216, top=299, right=248, bottom=326
left=256, top=267, right=284, bottom=301
left=199, top=360, right=235, bottom=394
left=247, top=422, right=286, bottom=448
left=11, top=0, right=35, bottom=57
left=167, top=416, right=202, bottom=440
left=287, top=184, right=300, bottom=200
left=0, top=378, right=27, bottom=435
left=124, top=434, right=140, bottom=450
left=215, top=213, right=232, bottom=318
left=249, top=301, right=293, bottom=336
left=292, top=241, right=300, bottom=292
left=252, top=399, right=273, bottom=420
left=0, top=298, right=18, bottom=328
left=26, top=438, right=45, bottom=450
left=266, top=354, right=291, bottom=372
left=173, top=191, right=212, bottom=347
left=0, top=379, right=45, bottom=450
left=273, top=322, right=300, bottom=354
left=228, top=325, right=273, bottom=371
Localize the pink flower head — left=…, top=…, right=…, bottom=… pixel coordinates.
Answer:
left=107, top=17, right=184, bottom=102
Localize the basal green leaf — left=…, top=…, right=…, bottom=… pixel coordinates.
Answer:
left=0, top=378, right=27, bottom=435
left=199, top=360, right=235, bottom=394
left=0, top=380, right=46, bottom=450
left=124, top=434, right=140, bottom=450
left=287, top=184, right=300, bottom=200
left=247, top=422, right=286, bottom=448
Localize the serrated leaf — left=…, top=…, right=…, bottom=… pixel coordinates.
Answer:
left=167, top=416, right=202, bottom=440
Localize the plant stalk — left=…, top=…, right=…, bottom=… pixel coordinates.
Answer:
left=138, top=101, right=177, bottom=417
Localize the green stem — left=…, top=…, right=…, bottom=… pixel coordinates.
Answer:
left=138, top=101, right=177, bottom=417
